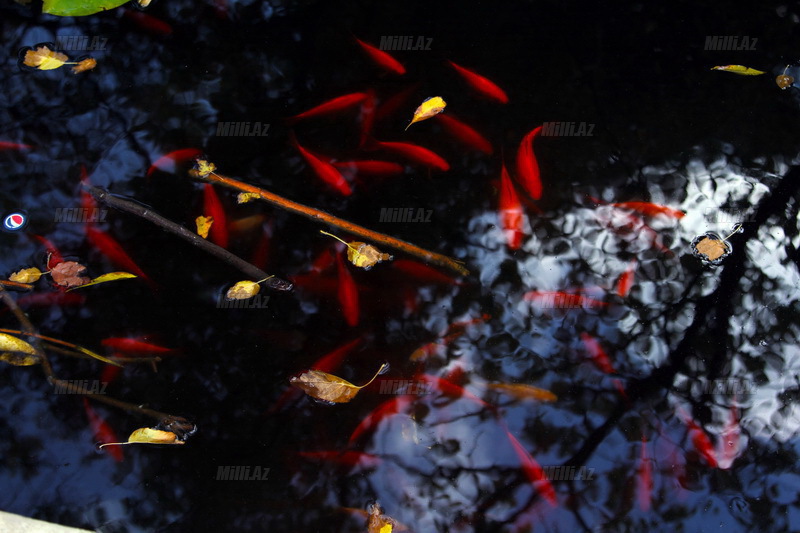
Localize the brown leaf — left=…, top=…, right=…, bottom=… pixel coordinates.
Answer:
left=694, top=235, right=729, bottom=261
left=23, top=46, right=68, bottom=70
left=50, top=261, right=90, bottom=288
left=320, top=231, right=392, bottom=270
left=289, top=363, right=387, bottom=404
left=9, top=267, right=42, bottom=283
left=71, top=57, right=97, bottom=74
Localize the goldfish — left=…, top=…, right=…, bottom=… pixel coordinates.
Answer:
left=516, top=126, right=543, bottom=200
left=348, top=395, right=414, bottom=445
left=637, top=435, right=653, bottom=511
left=359, top=90, right=377, bottom=147
left=354, top=37, right=406, bottom=75
left=202, top=183, right=229, bottom=248
left=146, top=148, right=202, bottom=178
left=369, top=140, right=449, bottom=171
left=615, top=260, right=637, bottom=298
left=291, top=134, right=352, bottom=196
left=580, top=332, right=628, bottom=399
left=123, top=9, right=173, bottom=36
left=332, top=160, right=405, bottom=178
left=678, top=408, right=718, bottom=467
left=612, top=201, right=685, bottom=219
left=446, top=60, right=509, bottom=103
left=101, top=337, right=177, bottom=356
left=436, top=114, right=493, bottom=154
left=289, top=92, right=369, bottom=123
left=82, top=398, right=123, bottom=461
left=86, top=226, right=154, bottom=287
left=336, top=254, right=359, bottom=327
left=505, top=430, right=557, bottom=506
left=499, top=163, right=524, bottom=250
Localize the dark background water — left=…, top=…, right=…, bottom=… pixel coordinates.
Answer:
left=2, top=0, right=800, bottom=531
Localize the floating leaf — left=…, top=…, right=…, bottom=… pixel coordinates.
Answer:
left=10, top=267, right=42, bottom=283
left=710, top=65, right=765, bottom=76
left=777, top=74, right=795, bottom=89
left=290, top=363, right=388, bottom=404
left=319, top=231, right=392, bottom=270
left=42, top=0, right=129, bottom=16
left=225, top=276, right=273, bottom=300
left=691, top=224, right=742, bottom=265
left=193, top=159, right=217, bottom=178
left=71, top=57, right=97, bottom=74
left=67, top=271, right=137, bottom=291
left=0, top=332, right=39, bottom=366
left=50, top=261, right=91, bottom=287
left=486, top=383, right=557, bottom=402
left=99, top=427, right=185, bottom=448
left=237, top=192, right=260, bottom=204
left=405, top=96, right=447, bottom=130
left=196, top=215, right=214, bottom=239
left=23, top=46, right=69, bottom=70
left=367, top=502, right=398, bottom=533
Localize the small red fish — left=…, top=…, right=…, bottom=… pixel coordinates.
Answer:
left=250, top=221, right=272, bottom=270
left=86, top=226, right=154, bottom=287
left=447, top=60, right=509, bottom=104
left=15, top=291, right=85, bottom=308
left=202, top=183, right=229, bottom=248
left=505, top=430, right=558, bottom=506
left=82, top=398, right=123, bottom=461
left=615, top=260, right=637, bottom=298
left=146, top=148, right=202, bottom=178
left=289, top=92, right=369, bottom=123
left=354, top=37, right=406, bottom=75
left=516, top=126, right=543, bottom=200
left=336, top=253, right=359, bottom=327
left=348, top=395, right=414, bottom=445
left=374, top=84, right=421, bottom=121
left=392, top=259, right=462, bottom=285
left=100, top=363, right=123, bottom=386
left=580, top=332, right=615, bottom=374
left=28, top=233, right=64, bottom=266
left=359, top=89, right=377, bottom=147
left=418, top=374, right=493, bottom=410
left=499, top=163, right=524, bottom=250
left=717, top=405, right=740, bottom=469
left=524, top=291, right=608, bottom=310
left=291, top=134, right=352, bottom=196
left=332, top=160, right=405, bottom=178
left=101, top=337, right=176, bottom=356
left=296, top=450, right=381, bottom=469
left=436, top=114, right=493, bottom=154
left=0, top=141, right=33, bottom=150
left=678, top=408, right=719, bottom=468
left=637, top=435, right=653, bottom=511
left=612, top=202, right=685, bottom=220
left=123, top=9, right=173, bottom=36
left=370, top=140, right=449, bottom=171
left=79, top=165, right=98, bottom=215
left=409, top=333, right=462, bottom=363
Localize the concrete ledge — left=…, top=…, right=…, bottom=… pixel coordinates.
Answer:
left=0, top=511, right=92, bottom=532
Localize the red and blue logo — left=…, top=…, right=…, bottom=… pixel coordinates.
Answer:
left=3, top=212, right=27, bottom=231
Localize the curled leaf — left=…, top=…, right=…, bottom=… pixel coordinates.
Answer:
left=710, top=65, right=765, bottom=76
left=320, top=231, right=392, bottom=270
left=367, top=502, right=398, bottom=533
left=237, top=192, right=260, bottom=204
left=193, top=159, right=217, bottom=178
left=50, top=261, right=91, bottom=287
left=0, top=332, right=39, bottom=366
left=67, top=271, right=137, bottom=291
left=290, top=363, right=388, bottom=404
left=23, top=46, right=68, bottom=70
left=405, top=96, right=447, bottom=130
left=196, top=215, right=214, bottom=239
left=10, top=267, right=42, bottom=283
left=71, top=57, right=97, bottom=74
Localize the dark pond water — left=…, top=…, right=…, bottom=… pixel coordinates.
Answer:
left=2, top=0, right=800, bottom=531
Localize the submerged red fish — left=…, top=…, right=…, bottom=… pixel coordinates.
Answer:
left=516, top=126, right=543, bottom=200
left=370, top=140, right=449, bottom=171
left=354, top=37, right=406, bottom=75
left=499, top=163, right=524, bottom=250
left=86, top=226, right=154, bottom=287
left=82, top=398, right=123, bottom=462
left=336, top=253, right=359, bottom=327
left=289, top=92, right=369, bottom=123
left=637, top=435, right=653, bottom=511
left=202, top=183, right=229, bottom=248
left=436, top=114, right=493, bottom=154
left=146, top=148, right=202, bottom=178
left=447, top=60, right=509, bottom=104
left=101, top=337, right=177, bottom=356
left=291, top=135, right=353, bottom=196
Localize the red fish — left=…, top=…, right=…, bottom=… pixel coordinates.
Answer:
left=374, top=83, right=420, bottom=121
left=86, top=226, right=154, bottom=287
left=678, top=408, right=719, bottom=467
left=82, top=398, right=123, bottom=461
left=123, top=9, right=173, bottom=36
left=354, top=37, right=406, bottom=75
left=291, top=134, right=353, bottom=196
left=436, top=114, right=493, bottom=154
left=289, top=92, right=369, bottom=123
left=101, top=337, right=177, bottom=356
left=579, top=332, right=627, bottom=399
left=418, top=374, right=493, bottom=410
left=28, top=234, right=64, bottom=266
left=370, top=140, right=449, bottom=171
left=447, top=60, right=509, bottom=104
left=637, top=435, right=653, bottom=511
left=359, top=90, right=377, bottom=147
left=202, top=183, right=229, bottom=248
left=16, top=291, right=85, bottom=308
left=392, top=259, right=462, bottom=285
left=516, top=126, right=543, bottom=200
left=348, top=395, right=414, bottom=445
left=616, top=260, right=637, bottom=298
left=612, top=202, right=685, bottom=220
left=0, top=141, right=32, bottom=150
left=332, top=160, right=405, bottom=178
left=100, top=363, right=123, bottom=386
left=79, top=165, right=98, bottom=215
left=250, top=221, right=272, bottom=270
left=717, top=405, right=740, bottom=469
left=409, top=333, right=462, bottom=363
left=296, top=450, right=381, bottom=469
left=336, top=254, right=359, bottom=327
left=595, top=208, right=675, bottom=257
left=524, top=291, right=609, bottom=310
left=146, top=148, right=202, bottom=178
left=505, top=430, right=558, bottom=506
left=499, top=163, right=524, bottom=250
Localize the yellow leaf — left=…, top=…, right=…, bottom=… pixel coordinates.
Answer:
left=225, top=276, right=272, bottom=300
left=710, top=65, right=765, bottom=76
left=196, top=215, right=214, bottom=238
left=24, top=46, right=69, bottom=70
left=9, top=267, right=42, bottom=283
left=0, top=332, right=39, bottom=366
left=405, top=96, right=447, bottom=130
left=486, top=383, right=557, bottom=402
left=319, top=231, right=392, bottom=270
left=290, top=363, right=388, bottom=404
left=193, top=159, right=216, bottom=178
left=99, top=427, right=185, bottom=448
left=67, top=272, right=137, bottom=291
left=367, top=502, right=399, bottom=533
left=71, top=57, right=97, bottom=74
left=237, top=192, right=260, bottom=204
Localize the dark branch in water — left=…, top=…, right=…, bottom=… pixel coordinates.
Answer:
left=89, top=186, right=292, bottom=291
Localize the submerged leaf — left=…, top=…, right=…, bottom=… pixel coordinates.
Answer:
left=10, top=267, right=42, bottom=283
left=405, top=96, right=447, bottom=130
left=710, top=65, right=765, bottom=76
left=195, top=215, right=214, bottom=239
left=290, top=363, right=387, bottom=403
left=0, top=332, right=39, bottom=366
left=23, top=46, right=68, bottom=70
left=67, top=271, right=137, bottom=291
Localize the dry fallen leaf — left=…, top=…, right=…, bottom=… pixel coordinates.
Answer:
left=196, top=215, right=214, bottom=239
left=193, top=159, right=216, bottom=178
left=405, top=96, right=447, bottom=130
left=693, top=235, right=728, bottom=261
left=710, top=65, right=765, bottom=76
left=320, top=231, right=392, bottom=270
left=67, top=272, right=137, bottom=291
left=290, top=363, right=388, bottom=404
left=486, top=383, right=557, bottom=402
left=367, top=502, right=398, bottom=533
left=71, top=57, right=97, bottom=74
left=0, top=332, right=39, bottom=366
left=99, top=427, right=185, bottom=448
left=24, top=45, right=69, bottom=70
left=225, top=276, right=273, bottom=300
left=237, top=192, right=260, bottom=204
left=50, top=261, right=91, bottom=287
left=10, top=267, right=42, bottom=283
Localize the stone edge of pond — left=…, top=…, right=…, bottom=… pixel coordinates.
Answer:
left=0, top=510, right=93, bottom=533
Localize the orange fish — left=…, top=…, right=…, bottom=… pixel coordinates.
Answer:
left=717, top=405, right=740, bottom=469
left=249, top=221, right=272, bottom=270
left=505, top=430, right=558, bottom=506
left=101, top=337, right=177, bottom=356
left=146, top=148, right=202, bottom=178
left=291, top=134, right=352, bottom=196
left=580, top=332, right=627, bottom=399
left=499, top=163, right=524, bottom=250
left=100, top=362, right=123, bottom=386
left=289, top=92, right=369, bottom=123
left=370, top=140, right=449, bottom=171
left=615, top=260, right=637, bottom=297
left=354, top=37, right=406, bottom=75
left=86, top=226, right=154, bottom=287
left=447, top=60, right=509, bottom=103
left=359, top=89, right=377, bottom=147
left=332, top=160, right=405, bottom=178
left=82, top=398, right=123, bottom=461
left=516, top=126, right=543, bottom=200
left=336, top=253, right=359, bottom=326
left=202, top=183, right=229, bottom=248
left=637, top=435, right=653, bottom=511
left=612, top=202, right=685, bottom=219
left=436, top=114, right=493, bottom=154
